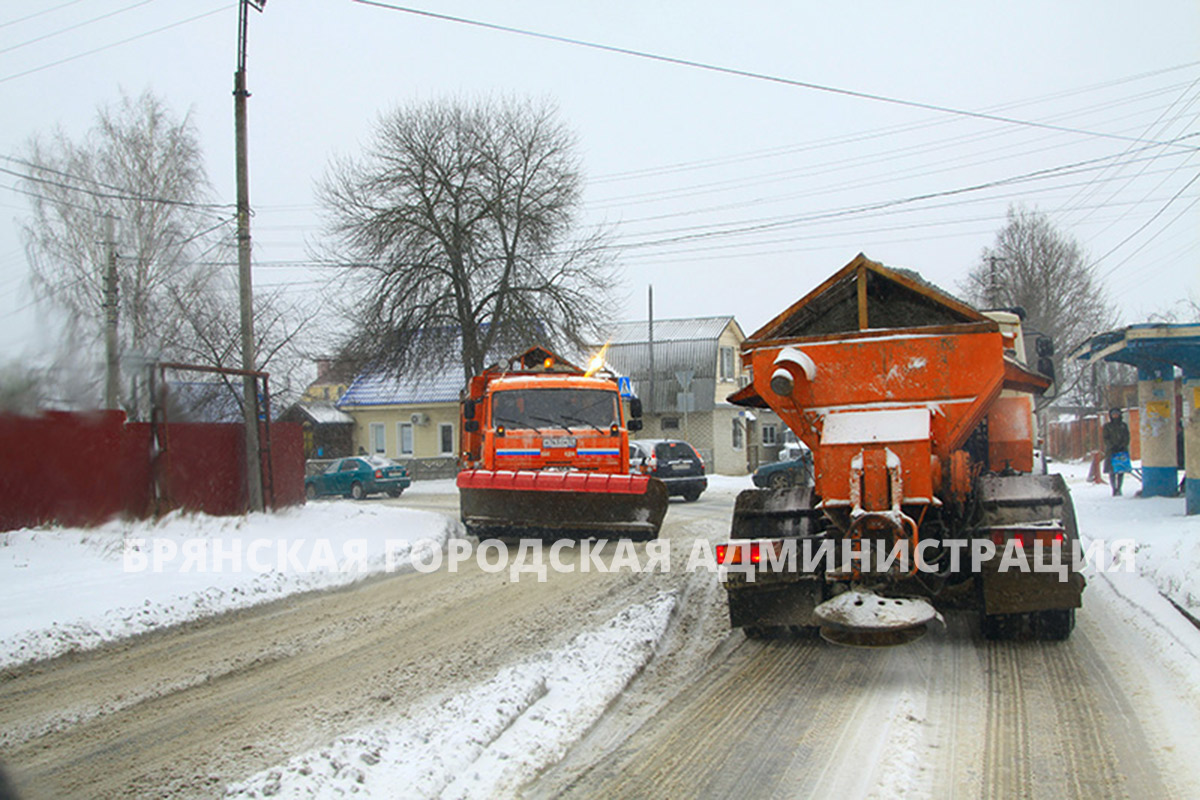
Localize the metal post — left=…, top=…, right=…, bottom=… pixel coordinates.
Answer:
left=103, top=212, right=120, bottom=411
left=235, top=0, right=266, bottom=512
left=648, top=285, right=655, bottom=418
left=1184, top=372, right=1198, bottom=515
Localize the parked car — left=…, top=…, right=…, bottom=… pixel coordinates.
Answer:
left=305, top=455, right=411, bottom=500
left=752, top=443, right=813, bottom=489
left=629, top=439, right=707, bottom=501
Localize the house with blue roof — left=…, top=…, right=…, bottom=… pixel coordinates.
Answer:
left=336, top=366, right=465, bottom=478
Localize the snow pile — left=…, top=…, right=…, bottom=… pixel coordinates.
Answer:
left=1057, top=461, right=1200, bottom=618
left=225, top=592, right=677, bottom=799
left=0, top=503, right=460, bottom=669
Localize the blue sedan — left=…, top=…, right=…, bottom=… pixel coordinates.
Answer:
left=305, top=455, right=411, bottom=500
left=752, top=448, right=813, bottom=490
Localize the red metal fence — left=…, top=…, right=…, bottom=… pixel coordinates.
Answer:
left=0, top=411, right=304, bottom=531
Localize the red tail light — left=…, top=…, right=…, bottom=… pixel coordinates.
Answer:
left=375, top=469, right=384, bottom=478
left=716, top=542, right=767, bottom=565
left=989, top=530, right=1066, bottom=549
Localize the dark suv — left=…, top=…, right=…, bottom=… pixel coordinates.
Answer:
left=629, top=439, right=707, bottom=502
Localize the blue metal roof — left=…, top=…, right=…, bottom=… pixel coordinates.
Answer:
left=338, top=368, right=464, bottom=407
left=1072, top=323, right=1200, bottom=376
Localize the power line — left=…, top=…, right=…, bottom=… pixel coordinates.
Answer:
left=0, top=165, right=235, bottom=211
left=0, top=0, right=89, bottom=31
left=1095, top=170, right=1200, bottom=277
left=590, top=64, right=1200, bottom=185
left=354, top=0, right=1200, bottom=152
left=0, top=4, right=231, bottom=85
left=0, top=0, right=158, bottom=57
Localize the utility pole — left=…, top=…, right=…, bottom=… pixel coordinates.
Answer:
left=648, top=285, right=655, bottom=417
left=987, top=255, right=1005, bottom=308
left=235, top=0, right=266, bottom=512
left=103, top=212, right=120, bottom=411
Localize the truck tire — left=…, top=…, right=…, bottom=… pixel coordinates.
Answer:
left=1033, top=608, right=1075, bottom=641
left=683, top=489, right=702, bottom=502
left=981, top=612, right=1019, bottom=641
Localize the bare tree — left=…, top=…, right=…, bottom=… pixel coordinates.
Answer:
left=961, top=205, right=1120, bottom=405
left=165, top=275, right=319, bottom=413
left=316, top=96, right=617, bottom=386
left=19, top=90, right=231, bottom=416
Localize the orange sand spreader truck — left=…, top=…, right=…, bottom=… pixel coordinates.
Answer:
left=457, top=346, right=668, bottom=540
left=719, top=255, right=1085, bottom=646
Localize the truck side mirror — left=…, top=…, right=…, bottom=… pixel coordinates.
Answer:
left=628, top=418, right=643, bottom=432
left=463, top=400, right=476, bottom=419
left=1037, top=356, right=1056, bottom=382
left=464, top=419, right=479, bottom=433
left=1036, top=337, right=1054, bottom=358
left=629, top=397, right=643, bottom=418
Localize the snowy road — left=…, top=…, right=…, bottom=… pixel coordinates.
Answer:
left=1, top=476, right=1199, bottom=799
left=532, top=579, right=1195, bottom=799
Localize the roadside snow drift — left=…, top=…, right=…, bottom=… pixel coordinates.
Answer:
left=0, top=503, right=460, bottom=669
left=225, top=592, right=677, bottom=799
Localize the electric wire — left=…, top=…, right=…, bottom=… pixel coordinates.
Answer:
left=0, top=0, right=158, bottom=57
left=353, top=0, right=1200, bottom=152
left=0, top=4, right=231, bottom=85
left=0, top=0, right=90, bottom=31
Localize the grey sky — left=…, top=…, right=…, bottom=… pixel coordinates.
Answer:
left=2, top=1, right=1198, bottom=362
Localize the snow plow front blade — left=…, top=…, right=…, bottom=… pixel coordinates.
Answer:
left=457, top=470, right=669, bottom=540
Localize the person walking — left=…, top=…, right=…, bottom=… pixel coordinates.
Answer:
left=1102, top=408, right=1131, bottom=496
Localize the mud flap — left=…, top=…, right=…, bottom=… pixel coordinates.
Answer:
left=458, top=470, right=668, bottom=540
left=726, top=576, right=824, bottom=629
left=976, top=472, right=1086, bottom=615
left=730, top=486, right=819, bottom=540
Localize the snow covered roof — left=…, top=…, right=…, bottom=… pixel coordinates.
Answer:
left=338, top=368, right=464, bottom=407
left=602, top=316, right=736, bottom=344
left=293, top=402, right=354, bottom=425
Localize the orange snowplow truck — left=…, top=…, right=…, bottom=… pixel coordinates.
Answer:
left=719, top=255, right=1084, bottom=646
left=457, top=346, right=668, bottom=540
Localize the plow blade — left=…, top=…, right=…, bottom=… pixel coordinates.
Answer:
left=457, top=470, right=669, bottom=540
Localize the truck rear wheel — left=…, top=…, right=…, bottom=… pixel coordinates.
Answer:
left=981, top=612, right=1019, bottom=641
left=1033, top=608, right=1075, bottom=641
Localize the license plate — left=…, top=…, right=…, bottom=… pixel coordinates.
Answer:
left=672, top=462, right=691, bottom=471
left=542, top=436, right=576, bottom=449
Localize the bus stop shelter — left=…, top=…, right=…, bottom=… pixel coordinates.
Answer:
left=1072, top=323, right=1200, bottom=514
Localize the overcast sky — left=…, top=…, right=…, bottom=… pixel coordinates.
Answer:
left=2, top=1, right=1198, bottom=365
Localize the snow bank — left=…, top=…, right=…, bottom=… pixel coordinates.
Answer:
left=0, top=503, right=461, bottom=669
left=1056, top=460, right=1200, bottom=618
left=225, top=592, right=677, bottom=799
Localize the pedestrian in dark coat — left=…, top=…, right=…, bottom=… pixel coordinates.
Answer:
left=1102, top=408, right=1130, bottom=496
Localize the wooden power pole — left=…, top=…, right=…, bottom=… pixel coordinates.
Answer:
left=235, top=0, right=266, bottom=512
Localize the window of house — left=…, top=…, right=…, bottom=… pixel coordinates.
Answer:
left=762, top=424, right=778, bottom=445
left=732, top=418, right=743, bottom=449
left=439, top=423, right=454, bottom=455
left=369, top=423, right=386, bottom=454
left=661, top=416, right=680, bottom=430
left=397, top=422, right=414, bottom=456
left=719, top=346, right=736, bottom=382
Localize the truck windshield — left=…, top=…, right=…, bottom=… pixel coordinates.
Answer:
left=492, top=388, right=618, bottom=431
